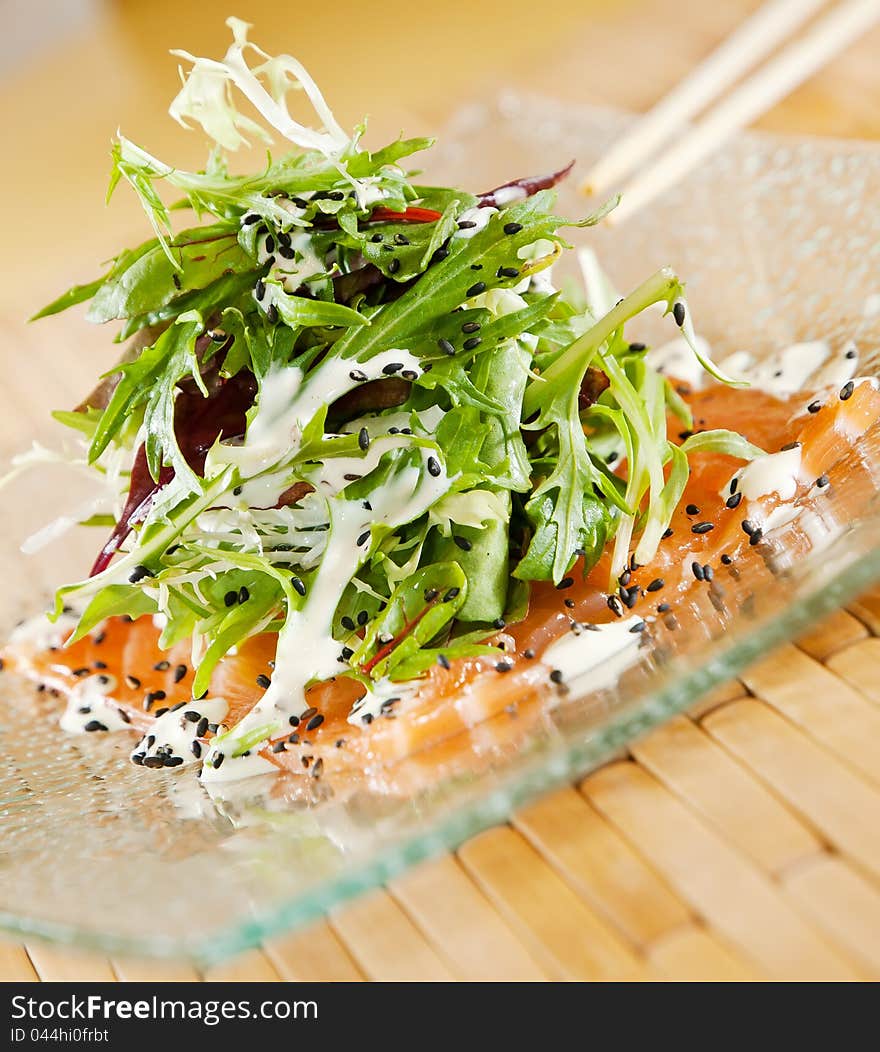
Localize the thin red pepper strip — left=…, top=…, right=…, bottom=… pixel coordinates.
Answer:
left=367, top=205, right=442, bottom=224
left=359, top=597, right=440, bottom=675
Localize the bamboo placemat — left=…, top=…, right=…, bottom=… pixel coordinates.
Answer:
left=4, top=588, right=880, bottom=981
left=3, top=0, right=880, bottom=984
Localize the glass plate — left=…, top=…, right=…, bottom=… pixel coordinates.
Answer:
left=2, top=94, right=880, bottom=965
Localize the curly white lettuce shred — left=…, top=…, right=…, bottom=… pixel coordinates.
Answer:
left=23, top=19, right=762, bottom=764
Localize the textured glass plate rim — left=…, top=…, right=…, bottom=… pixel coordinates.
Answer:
left=4, top=534, right=880, bottom=965
left=4, top=108, right=880, bottom=965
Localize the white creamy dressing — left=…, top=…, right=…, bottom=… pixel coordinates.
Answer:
left=453, top=205, right=497, bottom=239
left=59, top=675, right=131, bottom=734
left=258, top=230, right=326, bottom=292
left=491, top=186, right=527, bottom=206
left=348, top=676, right=420, bottom=726
left=541, top=616, right=646, bottom=694
left=723, top=445, right=804, bottom=504
left=132, top=695, right=229, bottom=768
left=647, top=336, right=715, bottom=390
left=718, top=340, right=859, bottom=397
left=201, top=454, right=452, bottom=774
left=206, top=349, right=423, bottom=485
left=9, top=612, right=79, bottom=652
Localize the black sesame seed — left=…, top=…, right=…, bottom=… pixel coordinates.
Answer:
left=493, top=617, right=506, bottom=629
left=427, top=456, right=442, bottom=477
left=238, top=586, right=250, bottom=604
left=224, top=591, right=238, bottom=607
left=629, top=621, right=647, bottom=633
left=256, top=674, right=271, bottom=689
left=692, top=561, right=705, bottom=581
left=266, top=303, right=279, bottom=325
left=461, top=321, right=481, bottom=334
left=356, top=530, right=370, bottom=547
left=173, top=664, right=187, bottom=683
left=749, top=528, right=764, bottom=546
left=463, top=336, right=482, bottom=351
left=524, top=648, right=535, bottom=659
left=470, top=263, right=483, bottom=270
left=457, top=220, right=477, bottom=230
left=288, top=732, right=300, bottom=744
left=437, top=654, right=451, bottom=670
left=846, top=347, right=857, bottom=359
left=444, top=587, right=460, bottom=601
left=807, top=400, right=822, bottom=414
left=816, top=474, right=830, bottom=488
left=382, top=362, right=404, bottom=374
left=393, top=233, right=410, bottom=246
left=153, top=660, right=170, bottom=671
left=272, top=741, right=287, bottom=754
left=423, top=588, right=439, bottom=602
left=341, top=615, right=356, bottom=631
left=358, top=426, right=370, bottom=452
left=143, top=756, right=165, bottom=769
left=503, top=222, right=523, bottom=235
left=497, top=266, right=519, bottom=279
left=124, top=674, right=141, bottom=690
left=686, top=503, right=700, bottom=515
left=132, top=752, right=145, bottom=766
left=291, top=576, right=307, bottom=597
left=164, top=756, right=184, bottom=768
left=657, top=602, right=671, bottom=613
left=721, top=554, right=733, bottom=565
left=726, top=492, right=743, bottom=509
left=431, top=246, right=449, bottom=264
left=388, top=257, right=401, bottom=274
left=83, top=720, right=107, bottom=732
left=453, top=535, right=473, bottom=552
left=495, top=660, right=513, bottom=673
left=564, top=598, right=575, bottom=609
left=255, top=278, right=266, bottom=300
left=691, top=522, right=714, bottom=534
left=673, top=301, right=686, bottom=326
left=213, top=752, right=225, bottom=769
left=629, top=342, right=647, bottom=352
left=741, top=519, right=757, bottom=536
left=466, top=281, right=487, bottom=297
left=357, top=610, right=368, bottom=626
left=780, top=441, right=801, bottom=451
left=306, top=714, right=324, bottom=731
left=549, top=669, right=564, bottom=684
left=840, top=381, right=855, bottom=401
left=243, top=213, right=261, bottom=225
left=129, top=564, right=153, bottom=583
left=340, top=646, right=354, bottom=661
left=647, top=578, right=665, bottom=592
left=662, top=528, right=674, bottom=539
left=146, top=690, right=166, bottom=705
left=556, top=577, right=574, bottom=590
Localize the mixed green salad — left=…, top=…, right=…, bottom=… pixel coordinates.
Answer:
left=27, top=18, right=748, bottom=760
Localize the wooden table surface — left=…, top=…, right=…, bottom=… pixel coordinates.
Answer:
left=2, top=0, right=880, bottom=981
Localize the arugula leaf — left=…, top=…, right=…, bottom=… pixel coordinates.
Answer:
left=350, top=563, right=467, bottom=679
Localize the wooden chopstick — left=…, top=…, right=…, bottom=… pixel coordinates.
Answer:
left=583, top=0, right=830, bottom=196
left=586, top=0, right=880, bottom=227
